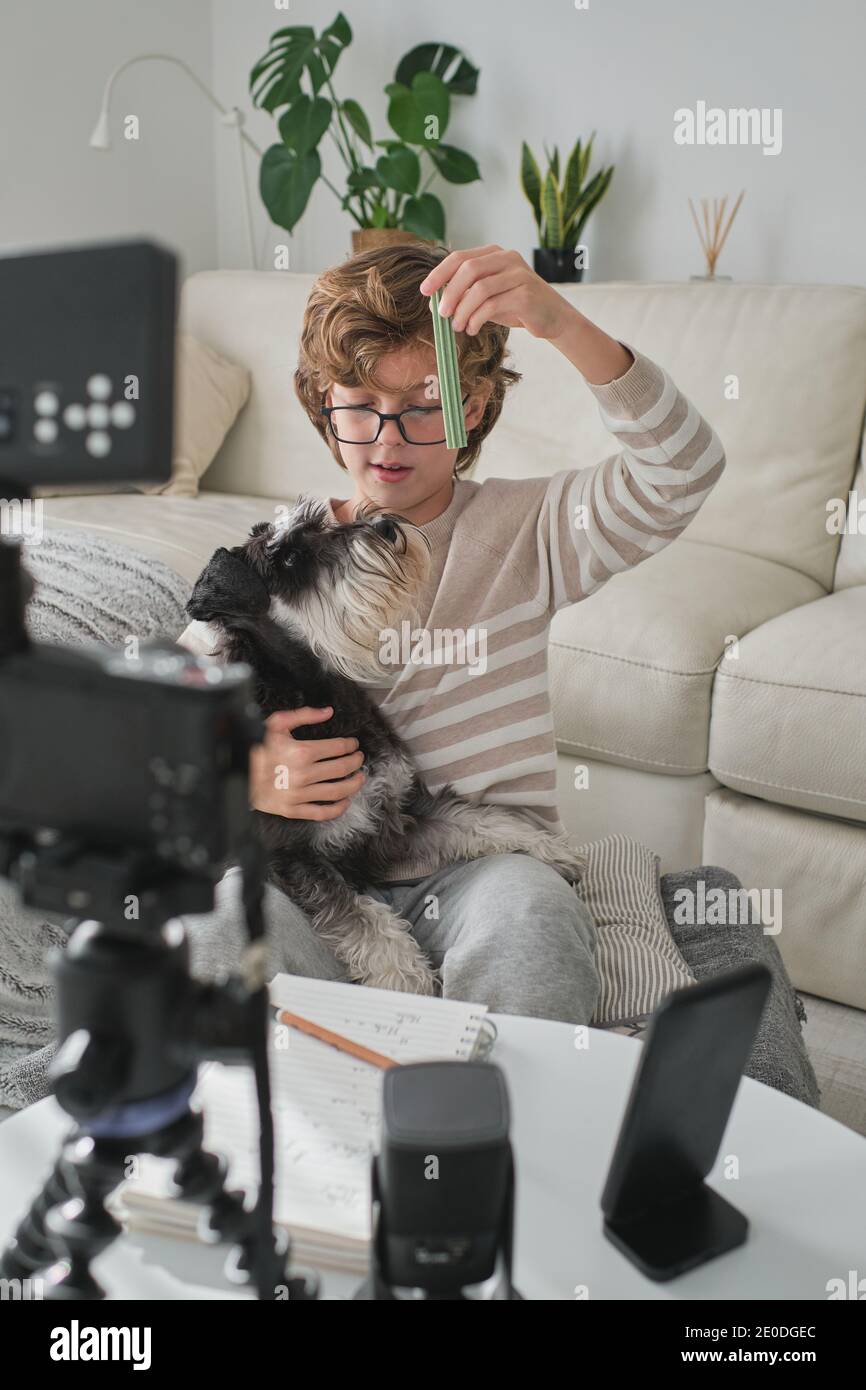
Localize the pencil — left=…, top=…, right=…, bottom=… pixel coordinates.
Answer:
left=272, top=1007, right=399, bottom=1070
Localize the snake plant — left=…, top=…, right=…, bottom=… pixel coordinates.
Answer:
left=520, top=134, right=614, bottom=249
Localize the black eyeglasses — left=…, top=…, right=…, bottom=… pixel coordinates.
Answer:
left=321, top=394, right=470, bottom=446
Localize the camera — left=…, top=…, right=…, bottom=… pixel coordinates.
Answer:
left=0, top=237, right=306, bottom=1303
left=0, top=615, right=260, bottom=905
left=0, top=237, right=261, bottom=907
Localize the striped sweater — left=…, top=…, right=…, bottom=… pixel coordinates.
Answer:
left=177, top=341, right=725, bottom=881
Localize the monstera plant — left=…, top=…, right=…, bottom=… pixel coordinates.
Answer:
left=250, top=13, right=482, bottom=249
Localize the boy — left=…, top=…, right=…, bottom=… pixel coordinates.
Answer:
left=177, top=243, right=726, bottom=1025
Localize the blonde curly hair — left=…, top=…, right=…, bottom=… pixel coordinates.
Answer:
left=293, top=242, right=522, bottom=477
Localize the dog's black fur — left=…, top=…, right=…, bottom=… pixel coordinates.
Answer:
left=186, top=508, right=450, bottom=894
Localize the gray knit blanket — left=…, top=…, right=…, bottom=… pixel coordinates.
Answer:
left=1, top=526, right=192, bottom=1112
left=20, top=525, right=191, bottom=647
left=662, top=867, right=819, bottom=1108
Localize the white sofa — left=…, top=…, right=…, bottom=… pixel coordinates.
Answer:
left=39, top=271, right=866, bottom=1131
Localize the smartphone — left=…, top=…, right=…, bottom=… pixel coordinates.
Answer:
left=600, top=961, right=772, bottom=1281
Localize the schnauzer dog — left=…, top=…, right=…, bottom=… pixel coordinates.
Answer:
left=186, top=497, right=588, bottom=995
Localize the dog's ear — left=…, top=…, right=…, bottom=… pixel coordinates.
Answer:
left=186, top=547, right=270, bottom=622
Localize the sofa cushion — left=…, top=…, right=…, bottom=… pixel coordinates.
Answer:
left=709, top=585, right=866, bottom=822
left=703, top=787, right=866, bottom=1011
left=145, top=334, right=251, bottom=497
left=182, top=274, right=866, bottom=592
left=38, top=492, right=289, bottom=584
left=549, top=537, right=823, bottom=775
left=474, top=282, right=866, bottom=592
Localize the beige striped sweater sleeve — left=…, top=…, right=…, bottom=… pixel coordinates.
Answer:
left=505, top=339, right=726, bottom=614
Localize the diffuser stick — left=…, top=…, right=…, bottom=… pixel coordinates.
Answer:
left=715, top=189, right=745, bottom=261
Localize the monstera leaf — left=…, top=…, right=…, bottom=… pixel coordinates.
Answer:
left=278, top=95, right=332, bottom=155
left=401, top=193, right=446, bottom=240
left=375, top=146, right=421, bottom=195
left=249, top=13, right=352, bottom=111
left=340, top=98, right=373, bottom=150
left=260, top=145, right=321, bottom=232
left=428, top=144, right=480, bottom=184
left=395, top=42, right=479, bottom=96
left=385, top=71, right=450, bottom=147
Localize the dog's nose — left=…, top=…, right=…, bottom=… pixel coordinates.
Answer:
left=371, top=516, right=399, bottom=543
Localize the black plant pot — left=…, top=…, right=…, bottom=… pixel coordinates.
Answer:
left=533, top=247, right=584, bottom=284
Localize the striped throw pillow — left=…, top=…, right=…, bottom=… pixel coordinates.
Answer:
left=574, top=834, right=695, bottom=1027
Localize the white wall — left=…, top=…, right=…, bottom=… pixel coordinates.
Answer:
left=211, top=0, right=866, bottom=285
left=4, top=1, right=863, bottom=287
left=0, top=0, right=217, bottom=276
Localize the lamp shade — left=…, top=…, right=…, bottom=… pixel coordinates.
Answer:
left=89, top=107, right=111, bottom=150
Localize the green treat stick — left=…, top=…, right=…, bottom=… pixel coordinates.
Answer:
left=440, top=297, right=466, bottom=448
left=429, top=291, right=453, bottom=440
left=430, top=288, right=468, bottom=449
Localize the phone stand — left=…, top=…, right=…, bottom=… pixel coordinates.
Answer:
left=603, top=1182, right=748, bottom=1281
left=600, top=962, right=772, bottom=1283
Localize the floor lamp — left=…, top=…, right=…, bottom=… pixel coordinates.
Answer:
left=89, top=53, right=265, bottom=269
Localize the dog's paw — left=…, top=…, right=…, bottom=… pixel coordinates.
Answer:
left=365, top=959, right=439, bottom=996
left=338, top=900, right=440, bottom=996
left=364, top=956, right=439, bottom=1000
left=529, top=836, right=588, bottom=885
left=362, top=930, right=439, bottom=996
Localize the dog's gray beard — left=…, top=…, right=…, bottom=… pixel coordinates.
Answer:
left=274, top=527, right=431, bottom=684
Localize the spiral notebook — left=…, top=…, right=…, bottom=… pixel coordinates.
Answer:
left=109, top=975, right=497, bottom=1274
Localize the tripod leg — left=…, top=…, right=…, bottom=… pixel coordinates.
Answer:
left=0, top=1126, right=125, bottom=1299
left=3, top=1106, right=318, bottom=1300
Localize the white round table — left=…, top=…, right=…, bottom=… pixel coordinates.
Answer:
left=1, top=1015, right=863, bottom=1300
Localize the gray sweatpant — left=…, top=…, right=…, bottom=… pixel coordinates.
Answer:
left=181, top=854, right=601, bottom=1026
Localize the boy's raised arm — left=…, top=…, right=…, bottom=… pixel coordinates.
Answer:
left=420, top=247, right=726, bottom=617
left=533, top=341, right=726, bottom=614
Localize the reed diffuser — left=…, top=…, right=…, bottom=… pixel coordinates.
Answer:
left=688, top=191, right=745, bottom=280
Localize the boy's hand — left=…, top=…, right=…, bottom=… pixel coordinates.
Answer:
left=420, top=243, right=633, bottom=385
left=249, top=707, right=367, bottom=821
left=419, top=245, right=574, bottom=342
